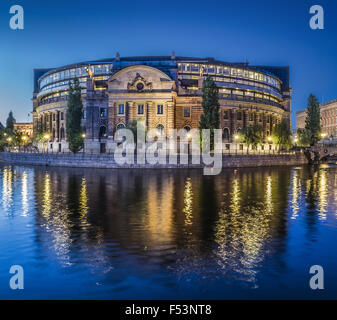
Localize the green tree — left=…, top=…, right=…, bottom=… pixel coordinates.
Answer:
left=240, top=124, right=264, bottom=153
left=6, top=111, right=16, bottom=132
left=272, top=119, right=292, bottom=150
left=126, top=119, right=146, bottom=145
left=297, top=128, right=311, bottom=147
left=305, top=94, right=321, bottom=146
left=199, top=76, right=220, bottom=150
left=66, top=78, right=84, bottom=153
left=33, top=120, right=44, bottom=143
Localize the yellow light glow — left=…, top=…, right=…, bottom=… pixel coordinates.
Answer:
left=321, top=133, right=327, bottom=138
left=267, top=136, right=272, bottom=142
left=44, top=134, right=50, bottom=140
left=22, top=136, right=27, bottom=141
left=82, top=134, right=86, bottom=138
left=234, top=135, right=239, bottom=140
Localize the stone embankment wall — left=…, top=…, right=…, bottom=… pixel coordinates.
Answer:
left=0, top=152, right=308, bottom=169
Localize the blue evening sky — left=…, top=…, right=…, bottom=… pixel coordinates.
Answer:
left=0, top=0, right=336, bottom=128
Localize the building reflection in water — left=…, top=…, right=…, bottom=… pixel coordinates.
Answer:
left=213, top=170, right=289, bottom=287
left=183, top=177, right=193, bottom=226
left=1, top=163, right=333, bottom=289
left=21, top=171, right=29, bottom=217
left=1, top=167, right=13, bottom=212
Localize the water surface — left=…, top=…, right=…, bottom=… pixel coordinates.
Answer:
left=0, top=163, right=337, bottom=299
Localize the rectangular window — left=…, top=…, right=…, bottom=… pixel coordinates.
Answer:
left=157, top=104, right=164, bottom=115
left=61, top=112, right=64, bottom=120
left=118, top=104, right=125, bottom=115
left=184, top=107, right=191, bottom=117
left=83, top=109, right=87, bottom=119
left=237, top=112, right=242, bottom=121
left=138, top=104, right=144, bottom=114
left=249, top=113, right=253, bottom=121
left=100, top=108, right=107, bottom=118
left=223, top=111, right=229, bottom=120
left=191, top=65, right=199, bottom=73
left=223, top=67, right=229, bottom=75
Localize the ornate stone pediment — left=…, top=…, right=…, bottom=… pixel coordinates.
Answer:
left=127, top=73, right=152, bottom=92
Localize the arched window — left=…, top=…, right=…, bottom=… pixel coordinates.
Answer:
left=156, top=124, right=164, bottom=135
left=116, top=123, right=125, bottom=130
left=99, top=126, right=108, bottom=138
left=223, top=128, right=230, bottom=141
left=237, top=127, right=242, bottom=133
left=183, top=126, right=191, bottom=132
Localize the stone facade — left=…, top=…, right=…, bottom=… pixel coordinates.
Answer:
left=0, top=152, right=308, bottom=169
left=32, top=54, right=292, bottom=153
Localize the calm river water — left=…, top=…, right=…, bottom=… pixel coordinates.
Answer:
left=0, top=163, right=337, bottom=299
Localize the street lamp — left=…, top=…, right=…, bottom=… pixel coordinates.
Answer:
left=234, top=135, right=239, bottom=154
left=321, top=133, right=327, bottom=139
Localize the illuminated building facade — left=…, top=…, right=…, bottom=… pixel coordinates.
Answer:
left=33, top=53, right=292, bottom=153
left=296, top=98, right=337, bottom=138
left=13, top=122, right=34, bottom=139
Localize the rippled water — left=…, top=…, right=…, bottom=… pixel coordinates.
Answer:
left=0, top=163, right=337, bottom=299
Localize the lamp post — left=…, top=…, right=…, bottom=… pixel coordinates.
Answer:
left=234, top=135, right=239, bottom=154
left=267, top=136, right=272, bottom=153
left=82, top=134, right=86, bottom=153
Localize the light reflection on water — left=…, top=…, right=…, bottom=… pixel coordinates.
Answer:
left=0, top=164, right=337, bottom=299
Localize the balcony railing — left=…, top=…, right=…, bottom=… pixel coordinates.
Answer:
left=38, top=96, right=68, bottom=106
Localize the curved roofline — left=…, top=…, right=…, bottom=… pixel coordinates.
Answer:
left=36, top=55, right=287, bottom=80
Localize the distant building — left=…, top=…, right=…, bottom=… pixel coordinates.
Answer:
left=296, top=99, right=337, bottom=137
left=296, top=109, right=307, bottom=130
left=13, top=122, right=34, bottom=138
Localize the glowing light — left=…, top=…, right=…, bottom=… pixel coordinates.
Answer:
left=267, top=136, right=272, bottom=142
left=44, top=134, right=50, bottom=140
left=82, top=134, right=86, bottom=138
left=321, top=133, right=327, bottom=138
left=234, top=135, right=239, bottom=140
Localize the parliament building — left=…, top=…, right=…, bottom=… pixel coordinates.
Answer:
left=33, top=53, right=292, bottom=153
